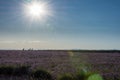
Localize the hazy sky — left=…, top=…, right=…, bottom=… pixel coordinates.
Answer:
left=0, top=0, right=120, bottom=50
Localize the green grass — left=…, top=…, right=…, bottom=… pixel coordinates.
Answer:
left=30, top=69, right=53, bottom=80
left=0, top=65, right=30, bottom=76
left=0, top=65, right=104, bottom=80
left=58, top=73, right=74, bottom=80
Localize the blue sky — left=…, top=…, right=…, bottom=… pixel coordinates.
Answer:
left=0, top=0, right=120, bottom=49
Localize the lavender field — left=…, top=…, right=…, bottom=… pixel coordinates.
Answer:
left=0, top=50, right=120, bottom=80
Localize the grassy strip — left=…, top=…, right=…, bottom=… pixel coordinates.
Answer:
left=30, top=69, right=53, bottom=80
left=0, top=65, right=30, bottom=76
left=0, top=65, right=104, bottom=80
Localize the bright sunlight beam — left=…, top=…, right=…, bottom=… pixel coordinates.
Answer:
left=23, top=0, right=53, bottom=21
left=28, top=2, right=46, bottom=17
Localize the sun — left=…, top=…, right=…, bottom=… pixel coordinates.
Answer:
left=27, top=2, right=46, bottom=17
left=23, top=0, right=52, bottom=20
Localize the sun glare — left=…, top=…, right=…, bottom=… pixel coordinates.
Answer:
left=23, top=0, right=52, bottom=21
left=28, top=2, right=46, bottom=17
